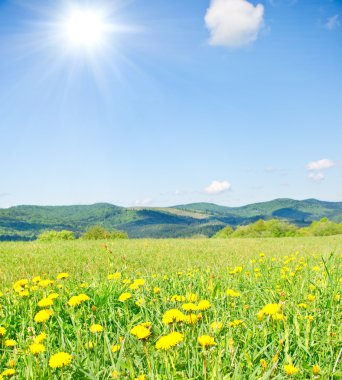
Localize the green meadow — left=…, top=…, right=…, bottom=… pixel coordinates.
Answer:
left=0, top=237, right=341, bottom=379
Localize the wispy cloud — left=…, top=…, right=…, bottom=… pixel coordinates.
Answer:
left=204, top=180, right=231, bottom=194
left=205, top=0, right=264, bottom=48
left=306, top=158, right=336, bottom=183
left=306, top=158, right=335, bottom=171
left=308, top=172, right=325, bottom=183
left=325, top=15, right=340, bottom=31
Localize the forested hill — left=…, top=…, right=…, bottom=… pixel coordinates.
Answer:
left=1, top=198, right=342, bottom=240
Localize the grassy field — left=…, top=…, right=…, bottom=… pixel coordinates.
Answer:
left=0, top=237, right=341, bottom=379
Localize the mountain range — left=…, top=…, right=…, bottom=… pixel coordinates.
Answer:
left=1, top=198, right=342, bottom=240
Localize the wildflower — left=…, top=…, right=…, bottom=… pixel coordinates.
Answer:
left=0, top=327, right=6, bottom=336
left=130, top=325, right=151, bottom=340
left=260, top=359, right=267, bottom=370
left=258, top=303, right=282, bottom=320
left=134, top=375, right=146, bottom=380
left=111, top=344, right=120, bottom=353
left=57, top=273, right=69, bottom=280
left=183, top=313, right=202, bottom=324
left=4, top=340, right=16, bottom=347
left=305, top=315, right=314, bottom=322
left=210, top=321, right=223, bottom=331
left=108, top=272, right=121, bottom=280
left=198, top=335, right=216, bottom=348
left=90, top=324, right=103, bottom=333
left=272, top=354, right=279, bottom=363
left=182, top=303, right=198, bottom=311
left=153, top=287, right=161, bottom=294
left=85, top=342, right=96, bottom=349
left=67, top=294, right=89, bottom=307
left=284, top=364, right=299, bottom=376
left=171, top=295, right=186, bottom=302
left=49, top=352, right=72, bottom=368
left=29, top=343, right=46, bottom=355
left=34, top=332, right=47, bottom=343
left=38, top=279, right=53, bottom=288
left=1, top=369, right=15, bottom=377
left=197, top=300, right=211, bottom=311
left=273, top=313, right=285, bottom=321
left=32, top=276, right=41, bottom=283
left=229, top=320, right=244, bottom=327
left=226, top=289, right=241, bottom=297
left=38, top=297, right=54, bottom=308
left=307, top=294, right=315, bottom=302
left=298, top=303, right=307, bottom=309
left=162, top=309, right=185, bottom=324
left=135, top=278, right=145, bottom=286
left=48, top=293, right=59, bottom=300
left=34, top=309, right=53, bottom=323
left=312, top=365, right=320, bottom=375
left=18, top=290, right=29, bottom=297
left=112, top=371, right=119, bottom=379
left=118, top=292, right=132, bottom=302
left=155, top=332, right=184, bottom=350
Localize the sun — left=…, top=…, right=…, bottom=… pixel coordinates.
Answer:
left=63, top=7, right=109, bottom=49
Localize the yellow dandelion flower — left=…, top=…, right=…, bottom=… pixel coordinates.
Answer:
left=312, top=365, right=320, bottom=375
left=183, top=313, right=202, bottom=324
left=1, top=369, right=16, bottom=377
left=181, top=303, right=198, bottom=311
left=260, top=358, right=267, bottom=370
left=130, top=325, right=151, bottom=340
left=197, top=300, right=211, bottom=311
left=162, top=309, right=185, bottom=324
left=0, top=327, right=6, bottom=336
left=210, top=321, right=223, bottom=331
left=229, top=319, right=244, bottom=327
left=153, top=287, right=161, bottom=294
left=226, top=289, right=241, bottom=297
left=111, top=344, right=121, bottom=353
left=34, top=332, right=47, bottom=343
left=38, top=297, right=54, bottom=308
left=307, top=294, right=315, bottom=302
left=57, top=273, right=69, bottom=280
left=49, top=352, right=72, bottom=368
left=90, top=324, right=103, bottom=333
left=108, top=272, right=121, bottom=280
left=118, top=292, right=132, bottom=302
left=112, top=371, right=119, bottom=379
left=38, top=279, right=54, bottom=288
left=4, top=340, right=16, bottom=347
left=29, top=343, right=46, bottom=355
left=34, top=309, right=53, bottom=323
left=284, top=364, right=299, bottom=376
left=198, top=335, right=216, bottom=348
left=48, top=293, right=59, bottom=300
left=155, top=332, right=184, bottom=350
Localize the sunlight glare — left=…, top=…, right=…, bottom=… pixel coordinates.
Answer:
left=64, top=8, right=108, bottom=49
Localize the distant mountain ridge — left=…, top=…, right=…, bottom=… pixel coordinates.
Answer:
left=1, top=198, right=342, bottom=240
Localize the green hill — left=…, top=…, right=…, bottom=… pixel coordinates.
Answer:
left=1, top=198, right=342, bottom=240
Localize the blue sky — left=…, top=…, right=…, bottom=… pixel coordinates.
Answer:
left=0, top=0, right=341, bottom=208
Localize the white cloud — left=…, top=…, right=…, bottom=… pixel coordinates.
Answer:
left=205, top=180, right=232, bottom=194
left=306, top=158, right=335, bottom=171
left=205, top=0, right=264, bottom=47
left=325, top=15, right=340, bottom=31
left=308, top=172, right=325, bottom=183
